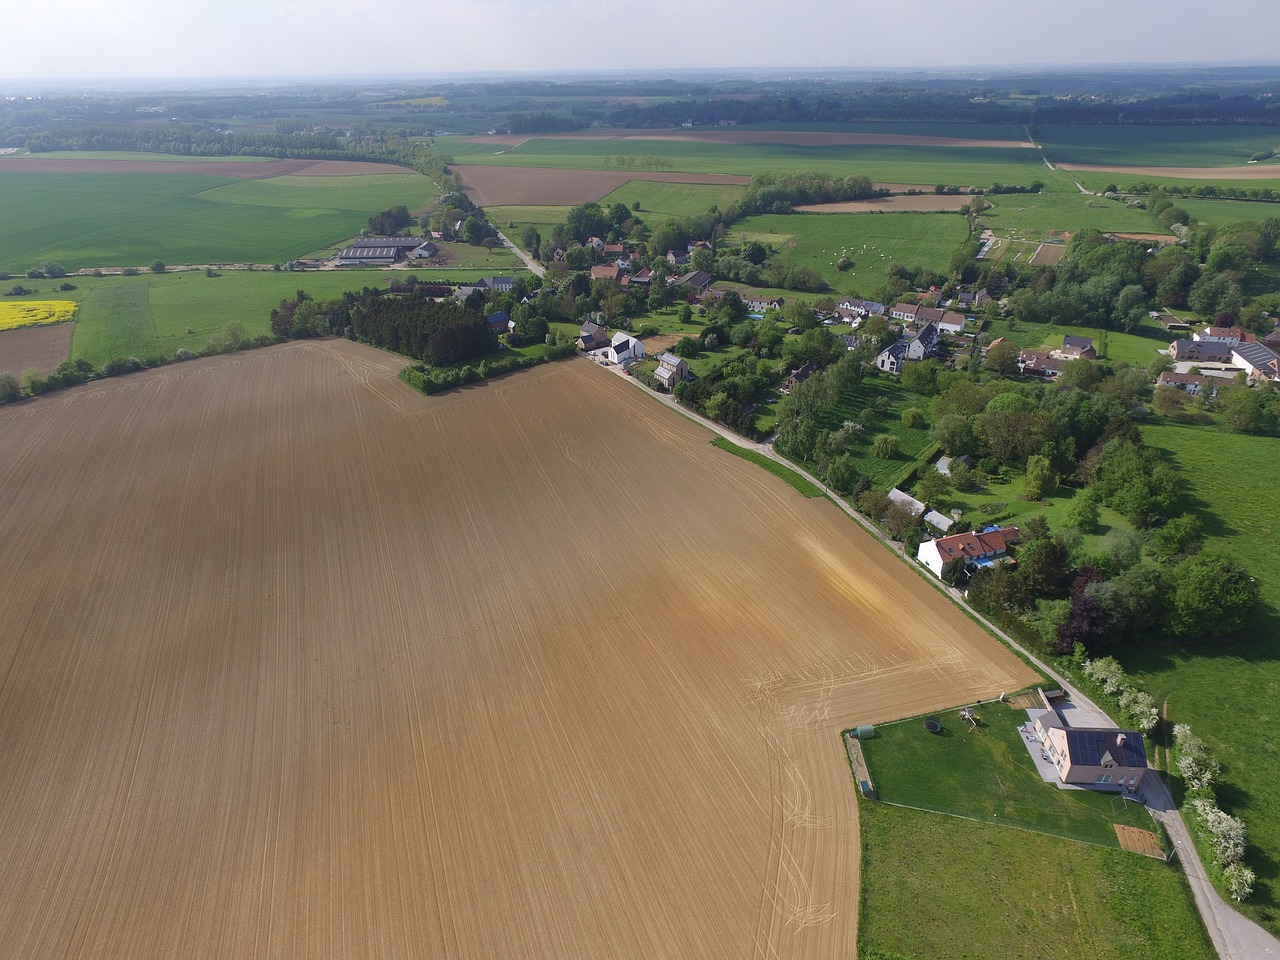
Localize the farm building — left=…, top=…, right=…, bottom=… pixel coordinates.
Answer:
left=1031, top=711, right=1149, bottom=790
left=337, top=236, right=424, bottom=266
left=477, top=276, right=516, bottom=294
left=591, top=264, right=623, bottom=282
left=606, top=331, right=645, bottom=365
left=917, top=525, right=1021, bottom=579
left=1232, top=341, right=1280, bottom=383
left=887, top=488, right=926, bottom=519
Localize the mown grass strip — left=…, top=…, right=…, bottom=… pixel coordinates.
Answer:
left=710, top=437, right=824, bottom=497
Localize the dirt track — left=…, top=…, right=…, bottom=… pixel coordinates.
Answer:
left=453, top=164, right=750, bottom=206
left=0, top=343, right=1034, bottom=959
left=473, top=129, right=1034, bottom=149
left=1060, top=161, right=1280, bottom=181
left=0, top=158, right=413, bottom=178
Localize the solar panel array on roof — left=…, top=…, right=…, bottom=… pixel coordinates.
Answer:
left=1063, top=729, right=1148, bottom=768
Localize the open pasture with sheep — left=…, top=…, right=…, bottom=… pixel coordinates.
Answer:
left=0, top=343, right=1033, bottom=959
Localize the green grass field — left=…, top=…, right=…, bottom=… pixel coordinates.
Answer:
left=598, top=180, right=746, bottom=220
left=442, top=135, right=1050, bottom=187
left=862, top=703, right=1155, bottom=845
left=0, top=150, right=273, bottom=163
left=484, top=205, right=573, bottom=235
left=1119, top=421, right=1280, bottom=931
left=1037, top=125, right=1280, bottom=168
left=709, top=438, right=824, bottom=497
left=859, top=801, right=1214, bottom=960
left=731, top=211, right=972, bottom=295
left=0, top=171, right=436, bottom=272
left=1177, top=198, right=1280, bottom=227
left=4, top=269, right=511, bottom=364
left=981, top=187, right=1166, bottom=238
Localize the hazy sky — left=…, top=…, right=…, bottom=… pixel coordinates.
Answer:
left=5, top=0, right=1278, bottom=81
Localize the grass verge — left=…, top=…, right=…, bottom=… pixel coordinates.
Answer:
left=709, top=437, right=824, bottom=497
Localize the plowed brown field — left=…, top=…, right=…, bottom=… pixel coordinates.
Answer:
left=0, top=321, right=73, bottom=377
left=0, top=342, right=1035, bottom=960
left=1060, top=161, right=1280, bottom=181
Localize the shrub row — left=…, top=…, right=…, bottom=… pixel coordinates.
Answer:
left=1173, top=723, right=1255, bottom=902
left=398, top=341, right=575, bottom=395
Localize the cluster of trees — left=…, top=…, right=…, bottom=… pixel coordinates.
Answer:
left=399, top=339, right=575, bottom=393
left=675, top=352, right=772, bottom=438
left=726, top=172, right=884, bottom=218
left=366, top=204, right=413, bottom=236
left=329, top=289, right=496, bottom=365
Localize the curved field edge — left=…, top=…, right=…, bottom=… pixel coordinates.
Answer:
left=0, top=348, right=1035, bottom=959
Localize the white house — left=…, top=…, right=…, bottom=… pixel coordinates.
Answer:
left=917, top=525, right=1021, bottom=579
left=875, top=323, right=939, bottom=374
left=607, top=331, right=645, bottom=365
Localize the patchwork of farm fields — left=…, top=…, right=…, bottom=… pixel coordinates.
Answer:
left=0, top=344, right=1034, bottom=959
left=1036, top=124, right=1280, bottom=168
left=0, top=169, right=435, bottom=272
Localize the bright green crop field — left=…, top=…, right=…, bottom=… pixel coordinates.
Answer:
left=1037, top=124, right=1280, bottom=168
left=443, top=136, right=1049, bottom=187
left=730, top=211, right=971, bottom=295
left=0, top=171, right=436, bottom=272
left=1119, top=421, right=1280, bottom=933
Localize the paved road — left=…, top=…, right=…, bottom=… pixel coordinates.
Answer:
left=495, top=230, right=545, bottom=277
left=599, top=354, right=1280, bottom=960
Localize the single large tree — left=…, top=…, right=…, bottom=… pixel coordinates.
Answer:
left=1165, top=553, right=1260, bottom=639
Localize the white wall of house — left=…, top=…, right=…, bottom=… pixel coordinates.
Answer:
left=917, top=540, right=945, bottom=578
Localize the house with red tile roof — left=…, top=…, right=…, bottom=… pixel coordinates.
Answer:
left=917, top=526, right=1021, bottom=579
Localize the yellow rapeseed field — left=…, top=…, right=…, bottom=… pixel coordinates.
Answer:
left=0, top=301, right=78, bottom=332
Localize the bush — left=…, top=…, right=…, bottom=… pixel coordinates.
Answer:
left=870, top=434, right=898, bottom=459
left=900, top=407, right=925, bottom=429
left=0, top=371, right=20, bottom=403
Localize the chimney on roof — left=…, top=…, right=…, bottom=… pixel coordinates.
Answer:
left=1116, top=733, right=1127, bottom=746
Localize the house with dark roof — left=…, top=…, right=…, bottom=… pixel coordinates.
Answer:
left=337, top=236, right=422, bottom=265
left=1233, top=341, right=1280, bottom=383
left=577, top=320, right=607, bottom=352
left=936, top=454, right=974, bottom=477
left=486, top=311, right=510, bottom=334
left=1032, top=711, right=1149, bottom=790
left=1018, top=350, right=1065, bottom=380
left=478, top=276, right=516, bottom=294
left=917, top=525, right=1021, bottom=579
left=1054, top=335, right=1097, bottom=360
left=666, top=250, right=690, bottom=267
left=779, top=363, right=816, bottom=395
left=1169, top=339, right=1234, bottom=364
left=672, top=270, right=714, bottom=294
left=875, top=322, right=940, bottom=374
left=606, top=331, right=645, bottom=365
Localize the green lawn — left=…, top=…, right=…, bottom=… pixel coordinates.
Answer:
left=930, top=469, right=1131, bottom=553
left=859, top=801, right=1215, bottom=960
left=985, top=317, right=1171, bottom=368
left=1037, top=124, right=1280, bottom=168
left=731, top=211, right=972, bottom=296
left=0, top=171, right=436, bottom=272
left=862, top=703, right=1154, bottom=846
left=1119, top=421, right=1280, bottom=932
